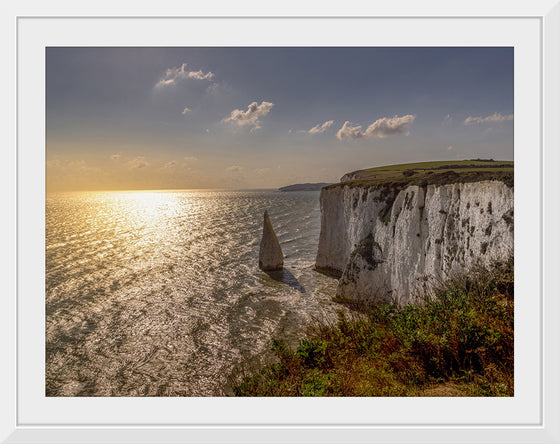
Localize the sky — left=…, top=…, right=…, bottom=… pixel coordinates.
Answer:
left=46, top=47, right=514, bottom=192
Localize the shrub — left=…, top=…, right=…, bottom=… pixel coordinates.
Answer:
left=232, top=259, right=513, bottom=397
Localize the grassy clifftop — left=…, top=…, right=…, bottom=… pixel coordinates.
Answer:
left=326, top=159, right=513, bottom=190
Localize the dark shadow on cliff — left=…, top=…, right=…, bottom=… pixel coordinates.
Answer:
left=264, top=269, right=306, bottom=293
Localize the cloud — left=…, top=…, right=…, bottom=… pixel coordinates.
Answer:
left=336, top=114, right=416, bottom=140
left=163, top=161, right=177, bottom=169
left=127, top=157, right=149, bottom=169
left=337, top=122, right=364, bottom=140
left=181, top=107, right=191, bottom=115
left=155, top=63, right=214, bottom=87
left=46, top=159, right=100, bottom=175
left=224, top=101, right=274, bottom=130
left=255, top=168, right=270, bottom=176
left=188, top=70, right=214, bottom=80
left=110, top=154, right=121, bottom=161
left=46, top=159, right=61, bottom=168
left=206, top=81, right=232, bottom=96
left=226, top=165, right=243, bottom=172
left=308, top=120, right=334, bottom=134
left=447, top=145, right=454, bottom=151
left=183, top=156, right=198, bottom=162
left=463, top=112, right=513, bottom=125
left=47, top=159, right=85, bottom=169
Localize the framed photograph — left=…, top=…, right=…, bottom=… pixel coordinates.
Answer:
left=3, top=1, right=560, bottom=443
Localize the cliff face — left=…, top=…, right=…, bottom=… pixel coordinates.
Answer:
left=315, top=181, right=513, bottom=305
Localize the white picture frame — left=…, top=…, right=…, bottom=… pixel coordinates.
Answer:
left=3, top=1, right=560, bottom=443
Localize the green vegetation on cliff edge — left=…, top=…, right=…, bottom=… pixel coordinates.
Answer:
left=325, top=159, right=513, bottom=190
left=232, top=259, right=514, bottom=397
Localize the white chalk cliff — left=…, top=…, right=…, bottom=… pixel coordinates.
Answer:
left=315, top=180, right=513, bottom=305
left=259, top=210, right=284, bottom=271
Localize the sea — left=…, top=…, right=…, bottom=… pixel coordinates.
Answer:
left=45, top=189, right=343, bottom=396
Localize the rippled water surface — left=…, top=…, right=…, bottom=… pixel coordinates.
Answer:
left=46, top=190, right=341, bottom=396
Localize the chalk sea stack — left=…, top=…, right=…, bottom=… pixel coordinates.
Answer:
left=259, top=210, right=284, bottom=271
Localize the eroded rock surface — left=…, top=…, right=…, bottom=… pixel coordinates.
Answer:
left=259, top=210, right=284, bottom=271
left=315, top=181, right=513, bottom=305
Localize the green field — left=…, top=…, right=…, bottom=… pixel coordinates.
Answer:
left=327, top=159, right=514, bottom=190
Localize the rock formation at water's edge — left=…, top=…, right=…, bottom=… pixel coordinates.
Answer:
left=259, top=210, right=284, bottom=271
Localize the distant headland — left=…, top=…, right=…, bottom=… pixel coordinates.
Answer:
left=278, top=183, right=331, bottom=192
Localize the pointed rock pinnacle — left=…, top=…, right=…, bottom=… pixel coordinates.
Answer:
left=259, top=210, right=284, bottom=271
